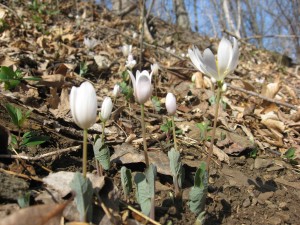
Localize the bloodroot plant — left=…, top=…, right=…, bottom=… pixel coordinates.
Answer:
left=165, top=93, right=185, bottom=208
left=188, top=37, right=239, bottom=223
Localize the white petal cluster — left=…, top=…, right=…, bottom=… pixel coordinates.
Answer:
left=165, top=93, right=177, bottom=115
left=151, top=63, right=159, bottom=76
left=128, top=70, right=153, bottom=104
left=121, top=44, right=132, bottom=57
left=125, top=54, right=136, bottom=69
left=112, top=84, right=121, bottom=97
left=83, top=37, right=99, bottom=50
left=70, top=82, right=97, bottom=129
left=188, top=37, right=239, bottom=82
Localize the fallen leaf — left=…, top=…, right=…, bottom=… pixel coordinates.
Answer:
left=0, top=202, right=69, bottom=225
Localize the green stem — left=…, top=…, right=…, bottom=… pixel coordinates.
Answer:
left=206, top=83, right=222, bottom=170
left=141, top=104, right=149, bottom=167
left=101, top=121, right=106, bottom=143
left=83, top=129, right=88, bottom=178
left=171, top=116, right=178, bottom=151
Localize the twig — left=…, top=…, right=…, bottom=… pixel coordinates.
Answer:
left=127, top=205, right=161, bottom=225
left=227, top=83, right=298, bottom=110
left=0, top=168, right=43, bottom=182
left=139, top=0, right=146, bottom=71
left=0, top=145, right=81, bottom=161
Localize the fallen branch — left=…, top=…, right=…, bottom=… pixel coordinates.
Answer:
left=0, top=145, right=81, bottom=161
left=227, top=83, right=298, bottom=110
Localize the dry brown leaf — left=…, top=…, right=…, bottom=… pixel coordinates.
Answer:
left=0, top=55, right=17, bottom=67
left=111, top=143, right=172, bottom=175
left=261, top=77, right=281, bottom=99
left=39, top=74, right=65, bottom=88
left=261, top=111, right=285, bottom=136
left=0, top=202, right=69, bottom=225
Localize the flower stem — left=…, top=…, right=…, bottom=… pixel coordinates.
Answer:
left=141, top=104, right=149, bottom=167
left=101, top=121, right=106, bottom=143
left=206, top=83, right=222, bottom=170
left=171, top=116, right=178, bottom=151
left=83, top=129, right=88, bottom=178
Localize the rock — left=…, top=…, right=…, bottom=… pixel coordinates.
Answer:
left=0, top=173, right=29, bottom=200
left=252, top=198, right=258, bottom=206
left=276, top=212, right=290, bottom=222
left=278, top=202, right=288, bottom=210
left=254, top=158, right=273, bottom=169
left=268, top=216, right=282, bottom=225
left=242, top=197, right=251, bottom=208
left=258, top=191, right=274, bottom=203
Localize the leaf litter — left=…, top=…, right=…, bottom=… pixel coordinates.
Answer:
left=0, top=1, right=299, bottom=225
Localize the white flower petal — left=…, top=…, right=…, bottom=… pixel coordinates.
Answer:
left=203, top=48, right=218, bottom=79
left=217, top=38, right=233, bottom=76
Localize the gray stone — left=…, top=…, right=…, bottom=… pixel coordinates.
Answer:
left=254, top=158, right=273, bottom=169
left=258, top=191, right=274, bottom=201
left=268, top=217, right=282, bottom=225
left=242, top=197, right=251, bottom=208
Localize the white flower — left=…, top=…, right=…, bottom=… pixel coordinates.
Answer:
left=151, top=63, right=159, bottom=75
left=125, top=54, right=136, bottom=69
left=100, top=97, right=113, bottom=122
left=83, top=37, right=99, bottom=50
left=188, top=37, right=239, bottom=82
left=112, top=84, right=121, bottom=97
left=121, top=44, right=132, bottom=57
left=166, top=93, right=177, bottom=115
left=132, top=32, right=138, bottom=39
left=70, top=82, right=97, bottom=129
left=128, top=70, right=153, bottom=104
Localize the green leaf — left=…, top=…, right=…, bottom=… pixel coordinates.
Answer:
left=21, top=131, right=49, bottom=147
left=93, top=138, right=110, bottom=170
left=120, top=166, right=132, bottom=197
left=168, top=148, right=184, bottom=188
left=145, top=164, right=157, bottom=198
left=0, top=66, right=21, bottom=90
left=188, top=161, right=208, bottom=216
left=151, top=96, right=161, bottom=112
left=5, top=104, right=21, bottom=127
left=17, top=192, right=31, bottom=208
left=23, top=77, right=41, bottom=81
left=70, top=172, right=93, bottom=222
left=189, top=186, right=207, bottom=215
left=194, top=162, right=207, bottom=188
left=284, top=147, right=295, bottom=159
left=134, top=172, right=151, bottom=216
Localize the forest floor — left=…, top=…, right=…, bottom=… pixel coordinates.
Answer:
left=0, top=1, right=300, bottom=225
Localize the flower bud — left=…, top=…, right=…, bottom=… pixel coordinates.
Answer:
left=113, top=84, right=120, bottom=97
left=100, top=97, right=113, bottom=122
left=128, top=70, right=153, bottom=104
left=166, top=93, right=177, bottom=115
left=211, top=77, right=216, bottom=84
left=121, top=44, right=132, bottom=57
left=151, top=63, right=159, bottom=75
left=222, top=83, right=227, bottom=92
left=70, top=82, right=97, bottom=129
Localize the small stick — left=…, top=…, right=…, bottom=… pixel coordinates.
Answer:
left=0, top=168, right=43, bottom=182
left=227, top=83, right=298, bottom=110
left=0, top=145, right=81, bottom=161
left=127, top=205, right=161, bottom=225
